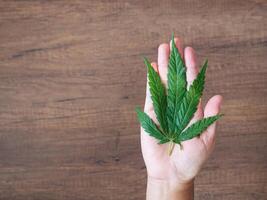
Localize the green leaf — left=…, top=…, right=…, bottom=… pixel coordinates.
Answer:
left=144, top=57, right=168, bottom=133
left=136, top=107, right=169, bottom=144
left=176, top=60, right=208, bottom=133
left=136, top=34, right=223, bottom=155
left=167, top=34, right=187, bottom=136
left=178, top=115, right=222, bottom=141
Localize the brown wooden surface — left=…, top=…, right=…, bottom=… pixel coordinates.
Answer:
left=0, top=0, right=266, bottom=199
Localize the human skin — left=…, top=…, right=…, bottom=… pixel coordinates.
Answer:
left=141, top=38, right=223, bottom=200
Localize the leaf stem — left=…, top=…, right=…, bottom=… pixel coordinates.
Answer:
left=168, top=140, right=175, bottom=156
left=179, top=142, right=183, bottom=150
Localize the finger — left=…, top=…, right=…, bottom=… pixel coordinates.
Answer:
left=151, top=62, right=158, bottom=72
left=158, top=43, right=169, bottom=86
left=184, top=47, right=198, bottom=87
left=200, top=95, right=223, bottom=148
left=190, top=100, right=203, bottom=124
left=184, top=46, right=203, bottom=122
left=144, top=62, right=158, bottom=113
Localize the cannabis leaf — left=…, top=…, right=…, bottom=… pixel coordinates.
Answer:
left=178, top=115, right=223, bottom=141
left=144, top=58, right=168, bottom=133
left=136, top=107, right=169, bottom=144
left=176, top=60, right=208, bottom=133
left=167, top=35, right=187, bottom=135
left=136, top=34, right=222, bottom=155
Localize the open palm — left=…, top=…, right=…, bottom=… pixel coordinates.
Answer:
left=141, top=38, right=223, bottom=184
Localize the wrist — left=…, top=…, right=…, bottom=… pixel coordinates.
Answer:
left=146, top=176, right=194, bottom=200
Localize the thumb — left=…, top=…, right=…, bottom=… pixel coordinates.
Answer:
left=200, top=95, right=223, bottom=150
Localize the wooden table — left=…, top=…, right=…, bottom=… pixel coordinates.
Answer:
left=0, top=1, right=266, bottom=199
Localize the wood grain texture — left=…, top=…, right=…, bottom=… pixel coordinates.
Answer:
left=0, top=0, right=266, bottom=199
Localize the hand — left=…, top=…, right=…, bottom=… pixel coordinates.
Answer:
left=141, top=38, right=223, bottom=199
